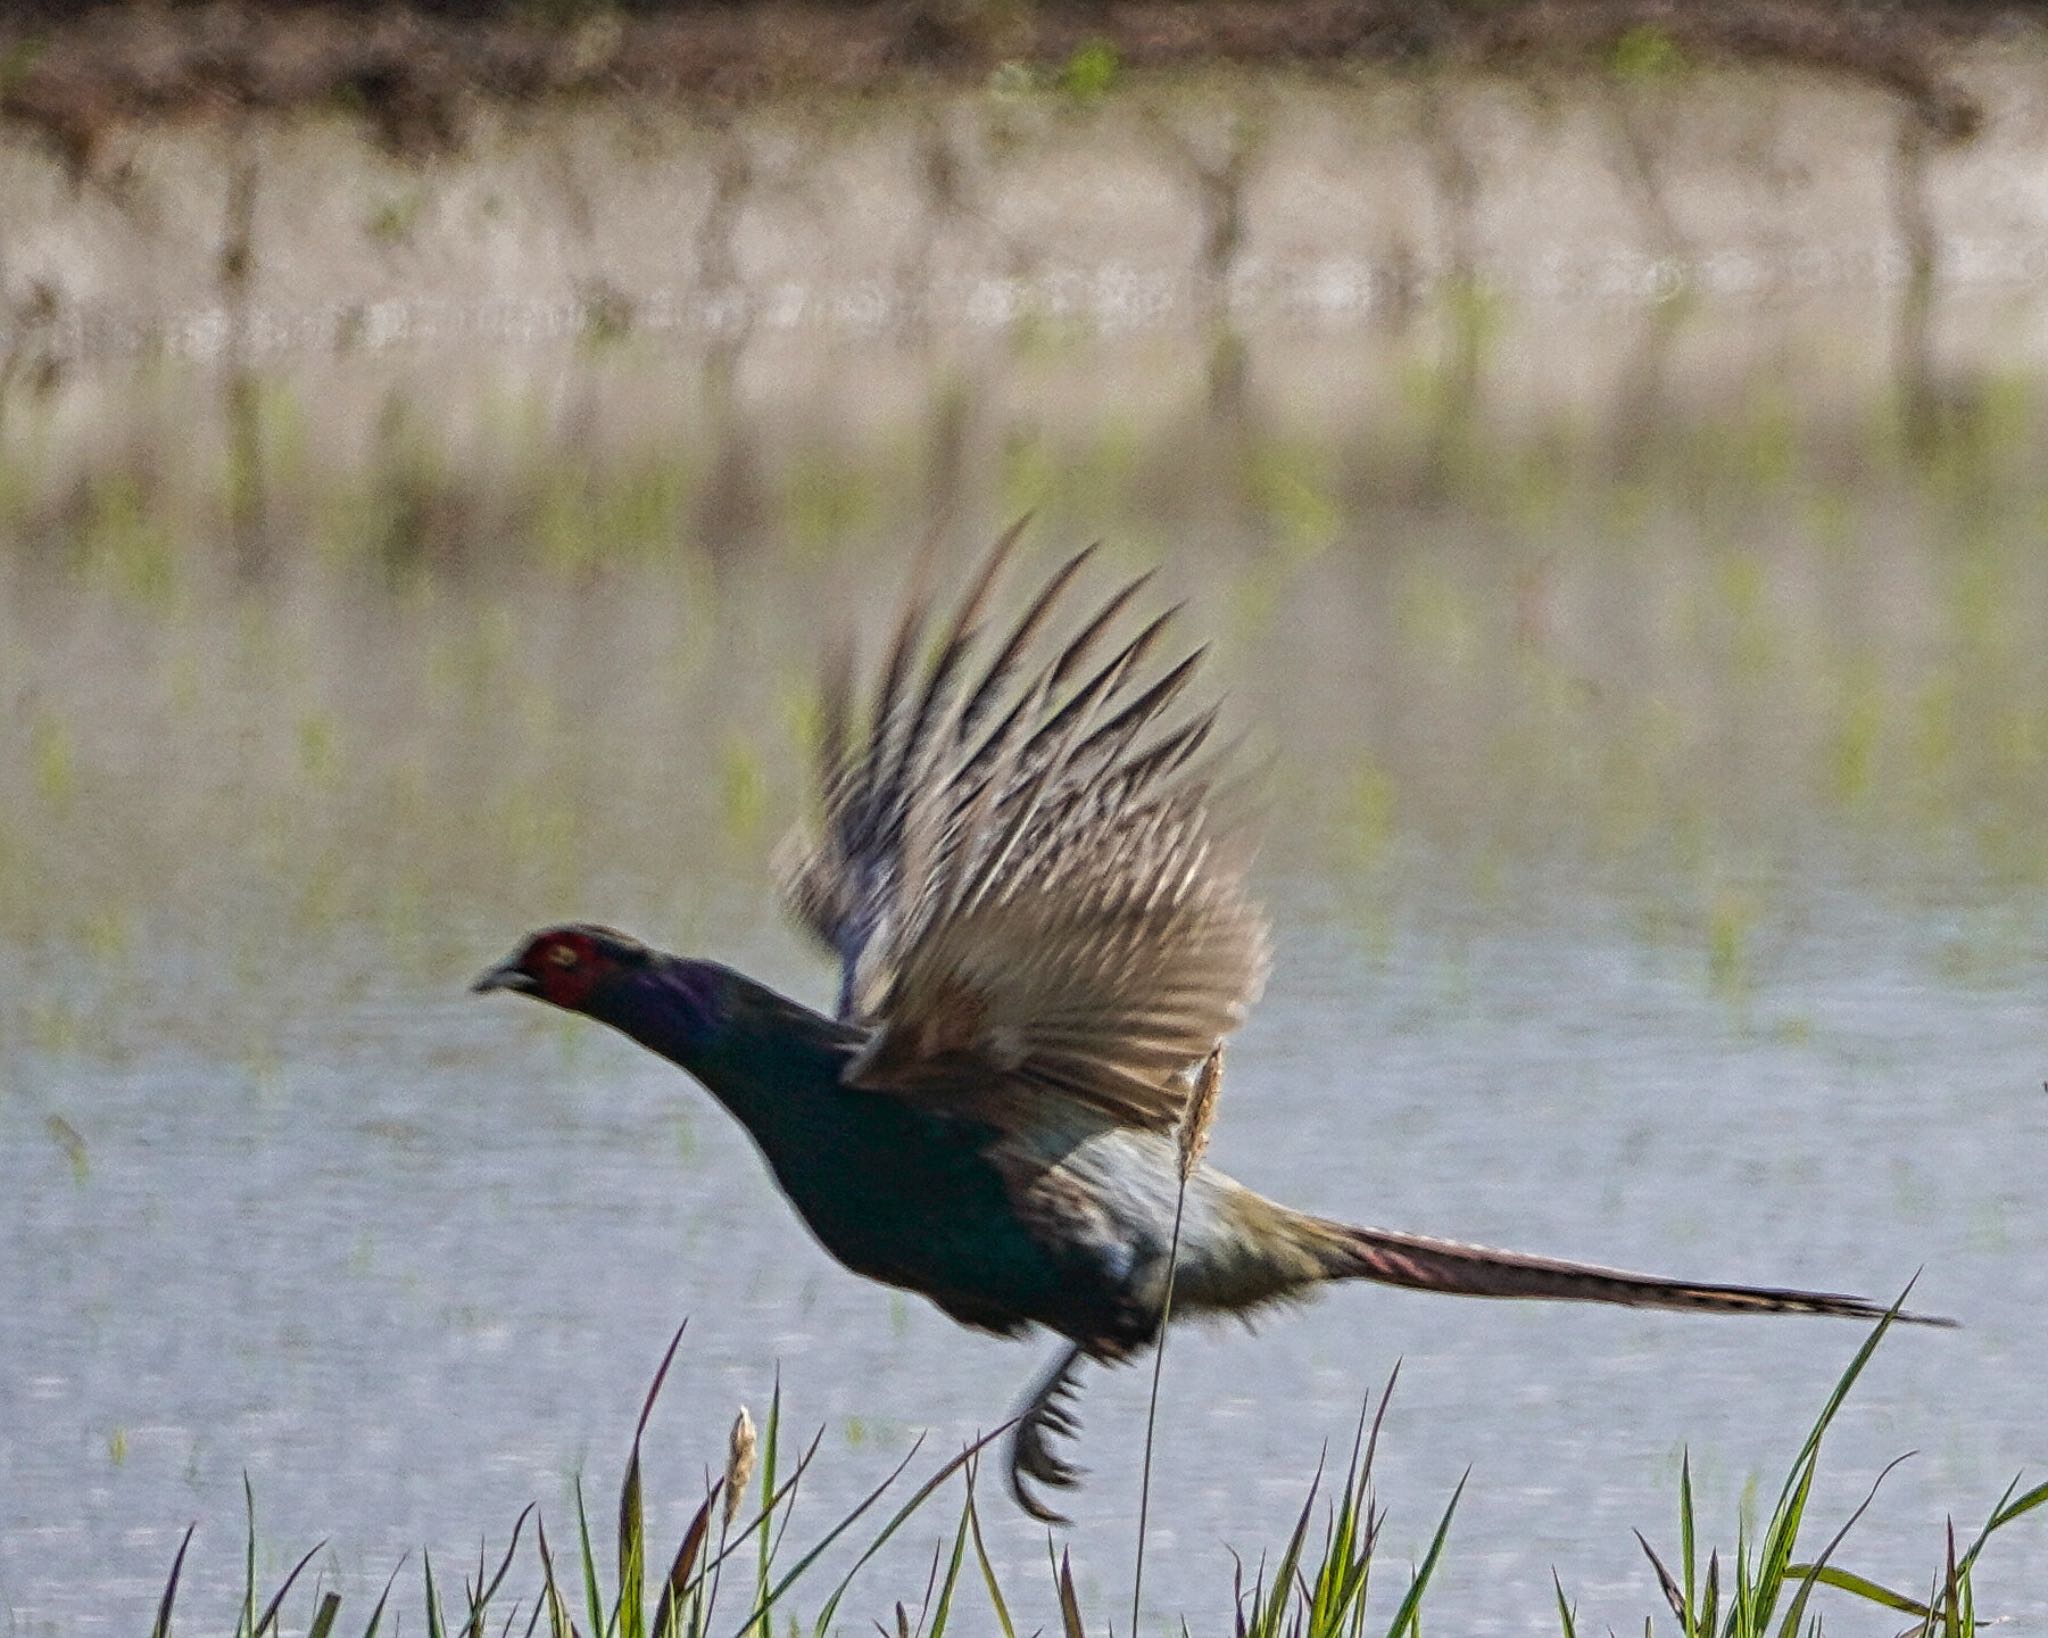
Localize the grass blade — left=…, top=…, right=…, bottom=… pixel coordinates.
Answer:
left=537, top=1517, right=575, bottom=1638
left=151, top=1523, right=196, bottom=1638
left=1778, top=1566, right=1930, bottom=1619
left=1949, top=1473, right=2048, bottom=1590
left=1772, top=1452, right=1912, bottom=1638
left=1633, top=1531, right=1685, bottom=1623
left=618, top=1324, right=689, bottom=1638
left=1253, top=1451, right=1326, bottom=1638
left=921, top=1470, right=976, bottom=1638
left=620, top=1442, right=646, bottom=1638
left=1679, top=1454, right=1696, bottom=1632
left=1764, top=1294, right=1907, bottom=1524
left=651, top=1485, right=719, bottom=1638
left=1552, top=1570, right=1577, bottom=1638
left=575, top=1479, right=607, bottom=1638
left=360, top=1558, right=407, bottom=1638
left=811, top=1427, right=1008, bottom=1637
left=1940, top=1522, right=1962, bottom=1635
left=754, top=1376, right=781, bottom=1638
left=425, top=1551, right=450, bottom=1638
left=254, top=1540, right=328, bottom=1638
left=1054, top=1546, right=1085, bottom=1638
left=1987, top=1475, right=2048, bottom=1530
left=739, top=1430, right=931, bottom=1634
left=964, top=1480, right=1020, bottom=1638
left=1382, top=1470, right=1465, bottom=1638
left=471, top=1507, right=538, bottom=1638
left=243, top=1476, right=259, bottom=1638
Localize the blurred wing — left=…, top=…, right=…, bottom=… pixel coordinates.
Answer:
left=776, top=522, right=1271, bottom=1132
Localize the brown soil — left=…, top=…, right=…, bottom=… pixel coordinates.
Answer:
left=0, top=1, right=2023, bottom=173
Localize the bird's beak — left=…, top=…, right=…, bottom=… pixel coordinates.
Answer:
left=471, top=957, right=539, bottom=996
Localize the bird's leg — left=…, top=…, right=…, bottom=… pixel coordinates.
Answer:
left=1005, top=1341, right=1088, bottom=1525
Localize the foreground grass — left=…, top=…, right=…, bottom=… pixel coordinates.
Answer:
left=148, top=1304, right=2042, bottom=1638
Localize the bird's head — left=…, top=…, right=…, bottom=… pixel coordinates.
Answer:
left=471, top=924, right=654, bottom=1015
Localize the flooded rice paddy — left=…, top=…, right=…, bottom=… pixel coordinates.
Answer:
left=3, top=294, right=2047, bottom=1633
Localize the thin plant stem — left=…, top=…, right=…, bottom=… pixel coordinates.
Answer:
left=1131, top=1173, right=1192, bottom=1638
left=1135, top=1047, right=1223, bottom=1638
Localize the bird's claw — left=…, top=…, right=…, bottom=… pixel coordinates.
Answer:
left=1005, top=1344, right=1088, bottom=1525
left=1009, top=1416, right=1083, bottom=1523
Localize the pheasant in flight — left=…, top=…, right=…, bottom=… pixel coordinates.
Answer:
left=475, top=523, right=1947, bottom=1520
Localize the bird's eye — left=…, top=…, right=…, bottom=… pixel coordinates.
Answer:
left=548, top=945, right=580, bottom=969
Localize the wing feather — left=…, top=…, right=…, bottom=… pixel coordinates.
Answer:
left=778, top=525, right=1271, bottom=1132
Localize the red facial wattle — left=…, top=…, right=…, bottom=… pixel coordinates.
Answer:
left=529, top=932, right=610, bottom=1010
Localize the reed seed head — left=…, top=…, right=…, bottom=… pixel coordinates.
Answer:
left=724, top=1406, right=756, bottom=1530
left=1178, top=1045, right=1223, bottom=1182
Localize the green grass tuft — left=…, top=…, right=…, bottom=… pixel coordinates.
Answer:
left=138, top=1310, right=2040, bottom=1638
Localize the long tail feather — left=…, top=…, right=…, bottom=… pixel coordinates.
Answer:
left=1307, top=1220, right=1954, bottom=1326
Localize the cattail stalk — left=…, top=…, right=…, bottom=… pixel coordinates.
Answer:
left=706, top=1405, right=756, bottom=1635
left=1132, top=1045, right=1223, bottom=1637
left=723, top=1408, right=756, bottom=1533
left=1177, top=1047, right=1222, bottom=1182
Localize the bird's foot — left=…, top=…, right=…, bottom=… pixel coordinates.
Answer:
left=1005, top=1343, right=1088, bottom=1525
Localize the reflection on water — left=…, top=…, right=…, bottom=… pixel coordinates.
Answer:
left=3, top=295, right=2047, bottom=1635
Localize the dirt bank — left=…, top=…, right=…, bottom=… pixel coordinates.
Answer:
left=8, top=39, right=2048, bottom=365
left=0, top=0, right=2012, bottom=172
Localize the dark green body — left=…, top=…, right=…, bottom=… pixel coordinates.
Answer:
left=597, top=960, right=1138, bottom=1346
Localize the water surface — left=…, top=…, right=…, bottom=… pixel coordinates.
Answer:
left=3, top=297, right=2047, bottom=1633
